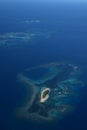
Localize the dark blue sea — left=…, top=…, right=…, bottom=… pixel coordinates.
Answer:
left=0, top=1, right=87, bottom=130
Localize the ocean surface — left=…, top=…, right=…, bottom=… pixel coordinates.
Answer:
left=0, top=1, right=87, bottom=130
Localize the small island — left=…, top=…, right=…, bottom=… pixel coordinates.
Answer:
left=40, top=88, right=51, bottom=103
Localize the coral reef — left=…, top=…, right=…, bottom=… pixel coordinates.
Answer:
left=0, top=31, right=51, bottom=47
left=16, top=63, right=84, bottom=123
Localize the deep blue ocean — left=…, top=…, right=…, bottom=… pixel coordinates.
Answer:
left=0, top=1, right=87, bottom=130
